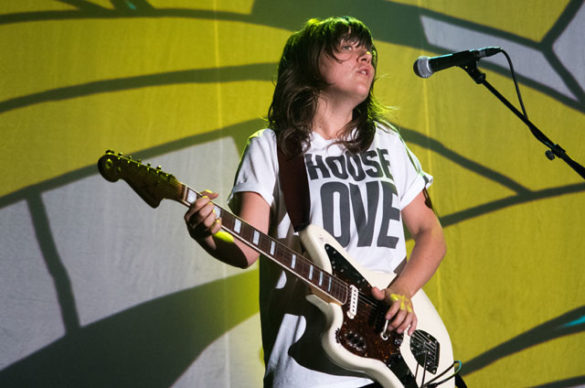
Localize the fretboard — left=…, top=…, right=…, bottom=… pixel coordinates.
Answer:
left=179, top=185, right=348, bottom=305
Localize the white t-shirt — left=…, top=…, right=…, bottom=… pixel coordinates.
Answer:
left=229, top=125, right=432, bottom=387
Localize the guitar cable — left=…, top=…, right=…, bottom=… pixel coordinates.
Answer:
left=421, top=343, right=428, bottom=386
left=422, top=360, right=463, bottom=387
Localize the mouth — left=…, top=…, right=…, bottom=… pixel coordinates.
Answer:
left=357, top=67, right=372, bottom=77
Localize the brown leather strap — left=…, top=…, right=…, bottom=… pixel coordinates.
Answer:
left=393, top=257, right=407, bottom=275
left=277, top=146, right=310, bottom=232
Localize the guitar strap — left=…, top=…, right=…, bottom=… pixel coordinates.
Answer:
left=277, top=145, right=311, bottom=232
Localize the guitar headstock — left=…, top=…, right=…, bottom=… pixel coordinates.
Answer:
left=97, top=150, right=181, bottom=208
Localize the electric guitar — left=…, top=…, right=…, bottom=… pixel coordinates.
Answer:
left=97, top=150, right=456, bottom=388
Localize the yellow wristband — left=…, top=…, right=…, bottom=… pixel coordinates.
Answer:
left=390, top=293, right=413, bottom=313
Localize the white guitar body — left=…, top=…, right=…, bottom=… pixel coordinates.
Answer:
left=301, top=224, right=455, bottom=388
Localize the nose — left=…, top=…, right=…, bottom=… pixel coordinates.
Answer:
left=359, top=49, right=372, bottom=64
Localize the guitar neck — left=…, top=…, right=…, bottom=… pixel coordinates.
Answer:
left=175, top=183, right=347, bottom=305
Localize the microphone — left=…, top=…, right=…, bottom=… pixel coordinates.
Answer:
left=413, top=46, right=502, bottom=78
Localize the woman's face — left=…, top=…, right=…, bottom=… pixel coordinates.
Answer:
left=318, top=38, right=375, bottom=105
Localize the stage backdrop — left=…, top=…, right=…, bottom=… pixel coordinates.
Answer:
left=1, top=1, right=584, bottom=387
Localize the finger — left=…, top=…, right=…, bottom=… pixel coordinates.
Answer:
left=371, top=287, right=386, bottom=300
left=201, top=208, right=219, bottom=229
left=196, top=195, right=213, bottom=210
left=188, top=212, right=216, bottom=240
left=394, top=311, right=413, bottom=334
left=201, top=190, right=219, bottom=200
left=184, top=206, right=197, bottom=223
left=407, top=314, right=418, bottom=336
left=190, top=200, right=216, bottom=226
left=209, top=218, right=222, bottom=234
left=184, top=195, right=211, bottom=222
left=185, top=205, right=204, bottom=227
left=390, top=308, right=407, bottom=330
left=186, top=206, right=218, bottom=241
left=385, top=301, right=402, bottom=321
left=200, top=200, right=217, bottom=220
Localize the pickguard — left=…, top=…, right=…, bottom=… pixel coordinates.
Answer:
left=324, top=244, right=419, bottom=387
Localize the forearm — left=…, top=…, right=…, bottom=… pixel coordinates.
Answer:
left=373, top=221, right=445, bottom=335
left=392, top=224, right=446, bottom=297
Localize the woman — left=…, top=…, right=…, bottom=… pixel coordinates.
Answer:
left=185, top=16, right=446, bottom=388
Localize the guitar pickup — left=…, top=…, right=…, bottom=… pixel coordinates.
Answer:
left=346, top=285, right=359, bottom=319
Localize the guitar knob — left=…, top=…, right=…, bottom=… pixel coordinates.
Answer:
left=393, top=334, right=403, bottom=347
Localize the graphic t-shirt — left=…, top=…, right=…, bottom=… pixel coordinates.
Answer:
left=229, top=125, right=432, bottom=388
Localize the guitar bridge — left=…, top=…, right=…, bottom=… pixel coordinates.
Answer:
left=410, top=329, right=440, bottom=374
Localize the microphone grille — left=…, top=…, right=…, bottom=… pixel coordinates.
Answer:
left=414, top=56, right=433, bottom=78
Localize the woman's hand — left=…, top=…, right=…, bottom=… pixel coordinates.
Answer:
left=371, top=286, right=417, bottom=336
left=184, top=190, right=222, bottom=242
left=182, top=191, right=268, bottom=269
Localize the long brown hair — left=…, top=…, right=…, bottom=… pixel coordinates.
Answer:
left=268, top=16, right=388, bottom=156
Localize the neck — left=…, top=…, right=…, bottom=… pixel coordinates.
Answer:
left=312, top=95, right=355, bottom=140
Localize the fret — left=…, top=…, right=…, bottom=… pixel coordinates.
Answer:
left=234, top=219, right=241, bottom=233
left=291, top=254, right=296, bottom=269
left=308, top=265, right=314, bottom=280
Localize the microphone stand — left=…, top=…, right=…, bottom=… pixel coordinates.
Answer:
left=460, top=61, right=585, bottom=181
